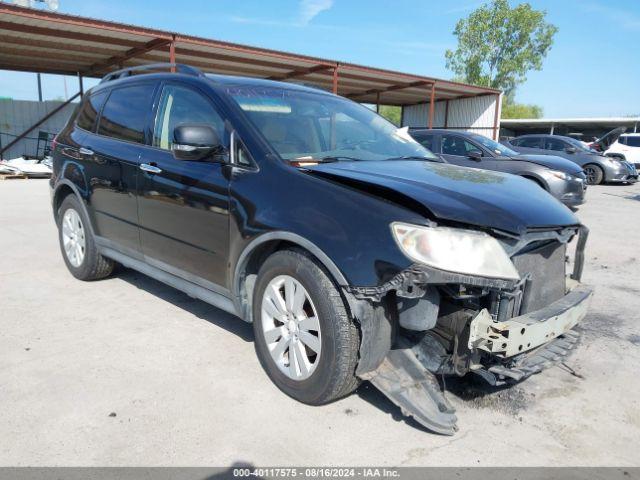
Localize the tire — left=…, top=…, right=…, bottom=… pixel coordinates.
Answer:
left=584, top=164, right=604, bottom=185
left=57, top=195, right=114, bottom=281
left=252, top=249, right=359, bottom=405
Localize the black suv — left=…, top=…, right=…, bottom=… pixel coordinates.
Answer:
left=51, top=64, right=593, bottom=434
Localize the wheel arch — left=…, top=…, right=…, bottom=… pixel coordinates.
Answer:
left=52, top=180, right=88, bottom=225
left=520, top=174, right=548, bottom=190
left=233, top=232, right=349, bottom=322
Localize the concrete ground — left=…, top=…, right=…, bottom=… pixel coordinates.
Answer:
left=0, top=179, right=639, bottom=467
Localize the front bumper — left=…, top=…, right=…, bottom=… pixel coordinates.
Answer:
left=468, top=284, right=593, bottom=358
left=608, top=162, right=638, bottom=183
left=548, top=175, right=586, bottom=207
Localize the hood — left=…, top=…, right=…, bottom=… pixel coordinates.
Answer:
left=510, top=153, right=584, bottom=174
left=594, top=126, right=626, bottom=151
left=306, top=161, right=578, bottom=235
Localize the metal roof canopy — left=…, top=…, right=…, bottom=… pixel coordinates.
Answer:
left=501, top=118, right=640, bottom=131
left=0, top=3, right=499, bottom=107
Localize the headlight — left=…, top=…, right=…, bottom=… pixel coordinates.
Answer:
left=391, top=222, right=520, bottom=281
left=548, top=170, right=571, bottom=181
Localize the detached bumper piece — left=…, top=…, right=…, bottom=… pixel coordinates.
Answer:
left=361, top=349, right=458, bottom=435
left=475, top=329, right=581, bottom=386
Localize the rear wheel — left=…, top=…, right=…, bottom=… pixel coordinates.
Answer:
left=57, top=195, right=114, bottom=281
left=252, top=249, right=359, bottom=405
left=584, top=164, right=604, bottom=185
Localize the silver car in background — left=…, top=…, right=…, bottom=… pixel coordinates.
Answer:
left=410, top=129, right=587, bottom=208
left=503, top=134, right=638, bottom=185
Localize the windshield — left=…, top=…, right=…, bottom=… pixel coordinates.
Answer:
left=225, top=85, right=439, bottom=162
left=469, top=133, right=518, bottom=156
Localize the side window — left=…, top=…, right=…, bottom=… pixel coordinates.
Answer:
left=153, top=84, right=225, bottom=150
left=415, top=134, right=435, bottom=152
left=517, top=137, right=541, bottom=148
left=97, top=84, right=156, bottom=144
left=441, top=135, right=479, bottom=156
left=76, top=91, right=108, bottom=132
left=626, top=136, right=640, bottom=147
left=234, top=136, right=255, bottom=168
left=545, top=138, right=567, bottom=151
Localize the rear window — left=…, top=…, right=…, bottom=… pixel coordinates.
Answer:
left=76, top=91, right=108, bottom=132
left=97, top=84, right=156, bottom=144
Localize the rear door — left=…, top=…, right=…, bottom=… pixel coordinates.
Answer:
left=137, top=82, right=231, bottom=288
left=81, top=82, right=157, bottom=257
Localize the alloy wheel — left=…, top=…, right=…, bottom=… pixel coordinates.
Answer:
left=260, top=275, right=321, bottom=381
left=584, top=166, right=597, bottom=185
left=61, top=208, right=86, bottom=267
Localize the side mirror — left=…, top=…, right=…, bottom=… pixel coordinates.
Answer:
left=565, top=146, right=577, bottom=154
left=172, top=124, right=224, bottom=161
left=468, top=150, right=483, bottom=161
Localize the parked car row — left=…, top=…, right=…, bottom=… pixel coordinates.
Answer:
left=51, top=63, right=593, bottom=435
left=409, top=129, right=587, bottom=207
left=502, top=134, right=638, bottom=185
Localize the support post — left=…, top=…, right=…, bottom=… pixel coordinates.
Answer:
left=428, top=83, right=435, bottom=129
left=492, top=93, right=501, bottom=140
left=332, top=64, right=339, bottom=94
left=635, top=122, right=638, bottom=133
left=77, top=72, right=84, bottom=97
left=376, top=92, right=380, bottom=113
left=36, top=73, right=42, bottom=102
left=444, top=100, right=449, bottom=129
left=169, top=35, right=176, bottom=72
left=550, top=123, right=555, bottom=135
left=37, top=73, right=43, bottom=102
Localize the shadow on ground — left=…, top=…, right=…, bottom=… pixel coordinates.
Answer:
left=115, top=266, right=254, bottom=342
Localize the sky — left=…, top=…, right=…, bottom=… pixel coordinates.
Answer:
left=1, top=0, right=639, bottom=117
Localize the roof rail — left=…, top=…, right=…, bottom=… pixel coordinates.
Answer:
left=100, top=63, right=204, bottom=84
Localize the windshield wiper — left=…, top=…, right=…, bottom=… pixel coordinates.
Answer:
left=385, top=155, right=441, bottom=162
left=319, top=155, right=364, bottom=162
left=288, top=156, right=362, bottom=167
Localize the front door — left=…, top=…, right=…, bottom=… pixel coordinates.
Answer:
left=440, top=134, right=490, bottom=168
left=137, top=83, right=231, bottom=289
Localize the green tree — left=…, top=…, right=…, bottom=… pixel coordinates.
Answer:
left=378, top=105, right=401, bottom=126
left=501, top=96, right=543, bottom=118
left=445, top=0, right=557, bottom=96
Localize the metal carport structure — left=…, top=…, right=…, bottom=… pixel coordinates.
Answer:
left=0, top=2, right=502, bottom=158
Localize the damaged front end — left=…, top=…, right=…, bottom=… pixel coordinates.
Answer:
left=344, top=224, right=593, bottom=435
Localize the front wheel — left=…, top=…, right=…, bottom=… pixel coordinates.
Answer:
left=252, top=249, right=359, bottom=405
left=584, top=164, right=604, bottom=185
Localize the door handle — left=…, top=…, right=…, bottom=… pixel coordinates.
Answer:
left=79, top=147, right=94, bottom=156
left=140, top=163, right=162, bottom=174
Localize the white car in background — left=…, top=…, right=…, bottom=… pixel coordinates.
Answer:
left=606, top=133, right=640, bottom=169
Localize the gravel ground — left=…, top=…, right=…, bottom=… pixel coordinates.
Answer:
left=0, top=179, right=638, bottom=466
